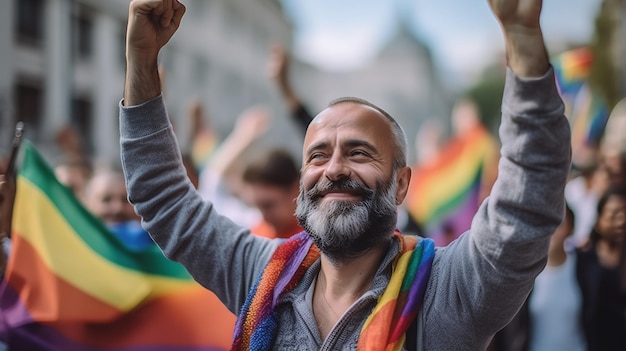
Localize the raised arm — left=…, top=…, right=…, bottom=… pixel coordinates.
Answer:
left=267, top=44, right=314, bottom=134
left=488, top=0, right=549, bottom=77
left=119, top=0, right=278, bottom=314
left=267, top=44, right=300, bottom=113
left=124, top=0, right=185, bottom=106
left=421, top=0, right=572, bottom=349
left=207, top=106, right=271, bottom=180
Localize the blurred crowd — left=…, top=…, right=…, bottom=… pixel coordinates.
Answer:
left=487, top=97, right=626, bottom=350
left=1, top=41, right=625, bottom=350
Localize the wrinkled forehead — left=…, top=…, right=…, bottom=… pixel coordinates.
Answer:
left=303, top=103, right=393, bottom=149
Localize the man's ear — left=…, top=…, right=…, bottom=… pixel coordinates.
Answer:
left=394, top=166, right=411, bottom=205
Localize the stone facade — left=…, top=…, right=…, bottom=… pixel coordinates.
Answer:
left=1, top=0, right=447, bottom=168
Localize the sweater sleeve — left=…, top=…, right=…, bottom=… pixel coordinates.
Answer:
left=118, top=95, right=280, bottom=314
left=422, top=67, right=571, bottom=350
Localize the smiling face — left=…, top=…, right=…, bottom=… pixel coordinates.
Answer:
left=84, top=170, right=136, bottom=225
left=295, top=101, right=411, bottom=262
left=249, top=182, right=299, bottom=233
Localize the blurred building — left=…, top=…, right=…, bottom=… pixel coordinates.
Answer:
left=0, top=0, right=294, bottom=165
left=1, top=0, right=449, bottom=167
left=290, top=22, right=450, bottom=164
left=1, top=0, right=129, bottom=163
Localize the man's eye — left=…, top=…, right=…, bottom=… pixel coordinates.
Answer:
left=350, top=150, right=368, bottom=157
left=310, top=153, right=326, bottom=160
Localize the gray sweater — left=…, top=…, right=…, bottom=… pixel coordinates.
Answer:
left=119, top=68, right=570, bottom=350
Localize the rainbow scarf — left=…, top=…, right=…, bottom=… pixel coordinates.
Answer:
left=231, top=231, right=435, bottom=351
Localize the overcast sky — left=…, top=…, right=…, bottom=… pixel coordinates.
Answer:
left=280, top=0, right=602, bottom=87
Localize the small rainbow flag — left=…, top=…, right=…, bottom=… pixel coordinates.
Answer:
left=191, top=129, right=218, bottom=173
left=0, top=141, right=235, bottom=350
left=552, top=47, right=593, bottom=99
left=570, top=84, right=610, bottom=148
left=406, top=124, right=498, bottom=246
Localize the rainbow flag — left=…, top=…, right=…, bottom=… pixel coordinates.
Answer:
left=552, top=47, right=593, bottom=99
left=570, top=84, right=610, bottom=148
left=406, top=124, right=498, bottom=246
left=551, top=47, right=611, bottom=166
left=191, top=129, right=218, bottom=173
left=0, top=142, right=235, bottom=350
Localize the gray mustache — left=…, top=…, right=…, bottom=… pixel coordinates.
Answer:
left=306, top=178, right=374, bottom=201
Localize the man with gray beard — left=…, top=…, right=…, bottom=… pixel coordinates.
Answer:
left=295, top=164, right=399, bottom=262
left=119, top=0, right=571, bottom=349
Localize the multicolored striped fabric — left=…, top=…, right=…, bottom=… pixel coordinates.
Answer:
left=552, top=47, right=593, bottom=99
left=231, top=231, right=435, bottom=351
left=0, top=141, right=236, bottom=350
left=570, top=84, right=609, bottom=147
left=191, top=129, right=218, bottom=173
left=406, top=123, right=498, bottom=245
left=551, top=48, right=610, bottom=163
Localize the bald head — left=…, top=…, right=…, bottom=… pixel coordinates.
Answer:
left=312, top=97, right=408, bottom=170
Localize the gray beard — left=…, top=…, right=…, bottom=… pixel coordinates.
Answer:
left=295, top=172, right=398, bottom=264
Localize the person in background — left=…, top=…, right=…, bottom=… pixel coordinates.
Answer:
left=195, top=105, right=270, bottom=228
left=567, top=138, right=626, bottom=249
left=267, top=43, right=313, bottom=133
left=565, top=152, right=607, bottom=248
left=488, top=204, right=586, bottom=351
left=119, top=0, right=571, bottom=349
left=53, top=124, right=92, bottom=198
left=186, top=100, right=219, bottom=177
left=576, top=185, right=626, bottom=351
left=599, top=102, right=626, bottom=190
left=599, top=144, right=626, bottom=189
left=406, top=98, right=498, bottom=245
left=84, top=166, right=136, bottom=224
left=195, top=43, right=311, bottom=229
left=83, top=166, right=154, bottom=251
left=528, top=205, right=585, bottom=351
left=242, top=149, right=303, bottom=239
left=192, top=44, right=312, bottom=232
left=54, top=155, right=93, bottom=203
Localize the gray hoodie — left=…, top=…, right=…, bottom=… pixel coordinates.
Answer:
left=119, top=67, right=570, bottom=350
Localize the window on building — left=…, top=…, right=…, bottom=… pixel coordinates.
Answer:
left=15, top=0, right=45, bottom=45
left=72, top=5, right=94, bottom=59
left=71, top=96, right=94, bottom=155
left=14, top=81, right=44, bottom=139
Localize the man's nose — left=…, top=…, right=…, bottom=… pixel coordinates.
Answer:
left=324, top=153, right=350, bottom=182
